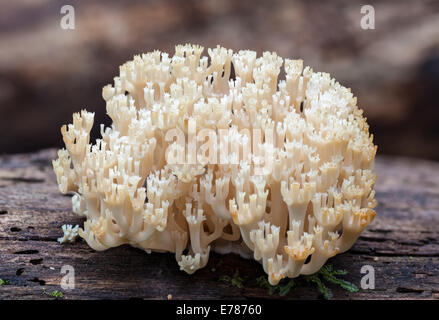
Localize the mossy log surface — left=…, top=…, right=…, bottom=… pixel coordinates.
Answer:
left=0, top=149, right=438, bottom=299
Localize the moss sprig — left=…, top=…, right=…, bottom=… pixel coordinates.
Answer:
left=253, top=264, right=359, bottom=299
left=219, top=269, right=245, bottom=289
left=42, top=288, right=64, bottom=299
left=256, top=276, right=295, bottom=296
left=304, top=274, right=333, bottom=300
left=317, top=265, right=359, bottom=293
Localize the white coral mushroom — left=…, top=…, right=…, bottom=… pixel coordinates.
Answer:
left=53, top=44, right=377, bottom=285
left=57, top=224, right=79, bottom=244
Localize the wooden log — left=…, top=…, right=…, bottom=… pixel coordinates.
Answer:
left=0, top=149, right=438, bottom=299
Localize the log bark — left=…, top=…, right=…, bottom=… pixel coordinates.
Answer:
left=0, top=149, right=438, bottom=299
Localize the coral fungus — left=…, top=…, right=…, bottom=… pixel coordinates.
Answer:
left=53, top=44, right=377, bottom=284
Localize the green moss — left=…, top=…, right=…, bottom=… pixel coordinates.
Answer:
left=256, top=276, right=295, bottom=296
left=219, top=270, right=245, bottom=289
left=316, top=265, right=359, bottom=293
left=304, top=274, right=333, bottom=300
left=218, top=264, right=358, bottom=300
left=42, top=288, right=64, bottom=298
left=256, top=264, right=359, bottom=300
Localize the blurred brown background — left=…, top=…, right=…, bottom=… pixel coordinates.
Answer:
left=0, top=0, right=438, bottom=159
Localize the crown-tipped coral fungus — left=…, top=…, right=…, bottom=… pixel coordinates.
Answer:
left=53, top=44, right=377, bottom=285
